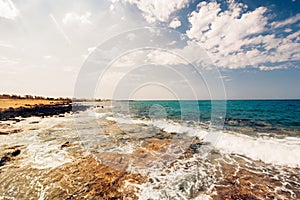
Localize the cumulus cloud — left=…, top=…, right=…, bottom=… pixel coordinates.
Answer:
left=186, top=0, right=300, bottom=70
left=169, top=18, right=182, bottom=29
left=62, top=12, right=92, bottom=24
left=0, top=0, right=19, bottom=19
left=116, top=0, right=189, bottom=23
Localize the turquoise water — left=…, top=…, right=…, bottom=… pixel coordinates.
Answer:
left=114, top=100, right=300, bottom=137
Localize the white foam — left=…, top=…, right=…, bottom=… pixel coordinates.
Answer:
left=95, top=112, right=110, bottom=118
left=215, top=131, right=300, bottom=167
left=106, top=116, right=151, bottom=125
left=0, top=115, right=76, bottom=169
left=152, top=120, right=209, bottom=138
left=135, top=155, right=215, bottom=199
left=25, top=142, right=73, bottom=169
left=106, top=115, right=300, bottom=167
left=106, top=116, right=208, bottom=138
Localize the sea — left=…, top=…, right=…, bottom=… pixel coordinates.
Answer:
left=118, top=100, right=300, bottom=138
left=0, top=100, right=300, bottom=199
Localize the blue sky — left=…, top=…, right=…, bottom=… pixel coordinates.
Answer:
left=0, top=0, right=299, bottom=99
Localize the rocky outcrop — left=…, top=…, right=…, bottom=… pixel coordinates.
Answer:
left=0, top=104, right=71, bottom=121
left=0, top=103, right=88, bottom=121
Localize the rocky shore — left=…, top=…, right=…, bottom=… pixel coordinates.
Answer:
left=0, top=99, right=89, bottom=122
left=0, top=103, right=72, bottom=121
left=0, top=153, right=143, bottom=199
left=0, top=101, right=299, bottom=199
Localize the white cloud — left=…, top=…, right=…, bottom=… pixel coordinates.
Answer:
left=0, top=0, right=19, bottom=19
left=259, top=65, right=288, bottom=71
left=108, top=49, right=187, bottom=68
left=116, top=0, right=189, bottom=23
left=286, top=30, right=300, bottom=40
left=62, top=12, right=92, bottom=24
left=284, top=28, right=293, bottom=33
left=186, top=0, right=300, bottom=70
left=0, top=0, right=148, bottom=97
left=271, top=13, right=300, bottom=29
left=169, top=18, right=182, bottom=29
left=146, top=50, right=186, bottom=65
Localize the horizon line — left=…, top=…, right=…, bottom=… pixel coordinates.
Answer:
left=1, top=94, right=299, bottom=101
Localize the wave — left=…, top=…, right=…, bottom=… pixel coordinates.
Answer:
left=215, top=132, right=300, bottom=167
left=106, top=115, right=300, bottom=167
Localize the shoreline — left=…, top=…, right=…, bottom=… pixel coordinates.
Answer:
left=0, top=95, right=89, bottom=121
left=0, top=103, right=72, bottom=121
left=0, top=99, right=299, bottom=199
left=0, top=109, right=299, bottom=199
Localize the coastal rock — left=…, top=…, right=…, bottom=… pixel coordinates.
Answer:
left=144, top=138, right=170, bottom=152
left=0, top=145, right=22, bottom=167
left=212, top=154, right=300, bottom=200
left=0, top=129, right=22, bottom=135
left=0, top=103, right=88, bottom=121
left=60, top=141, right=74, bottom=149
left=0, top=156, right=144, bottom=199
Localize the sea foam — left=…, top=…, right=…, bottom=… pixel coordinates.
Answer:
left=106, top=116, right=300, bottom=167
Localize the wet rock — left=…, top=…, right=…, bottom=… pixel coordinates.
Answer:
left=0, top=156, right=10, bottom=167
left=60, top=141, right=74, bottom=149
left=212, top=154, right=300, bottom=200
left=0, top=146, right=22, bottom=167
left=0, top=156, right=144, bottom=199
left=0, top=103, right=88, bottom=121
left=0, top=129, right=22, bottom=135
left=156, top=131, right=172, bottom=140
left=145, top=138, right=170, bottom=152
left=106, top=120, right=117, bottom=125
left=29, top=121, right=39, bottom=124
left=187, top=138, right=208, bottom=154
left=11, top=149, right=21, bottom=157
left=188, top=143, right=204, bottom=153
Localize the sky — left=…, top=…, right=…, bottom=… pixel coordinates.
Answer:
left=0, top=0, right=299, bottom=99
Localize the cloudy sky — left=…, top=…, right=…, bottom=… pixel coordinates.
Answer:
left=0, top=0, right=299, bottom=99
